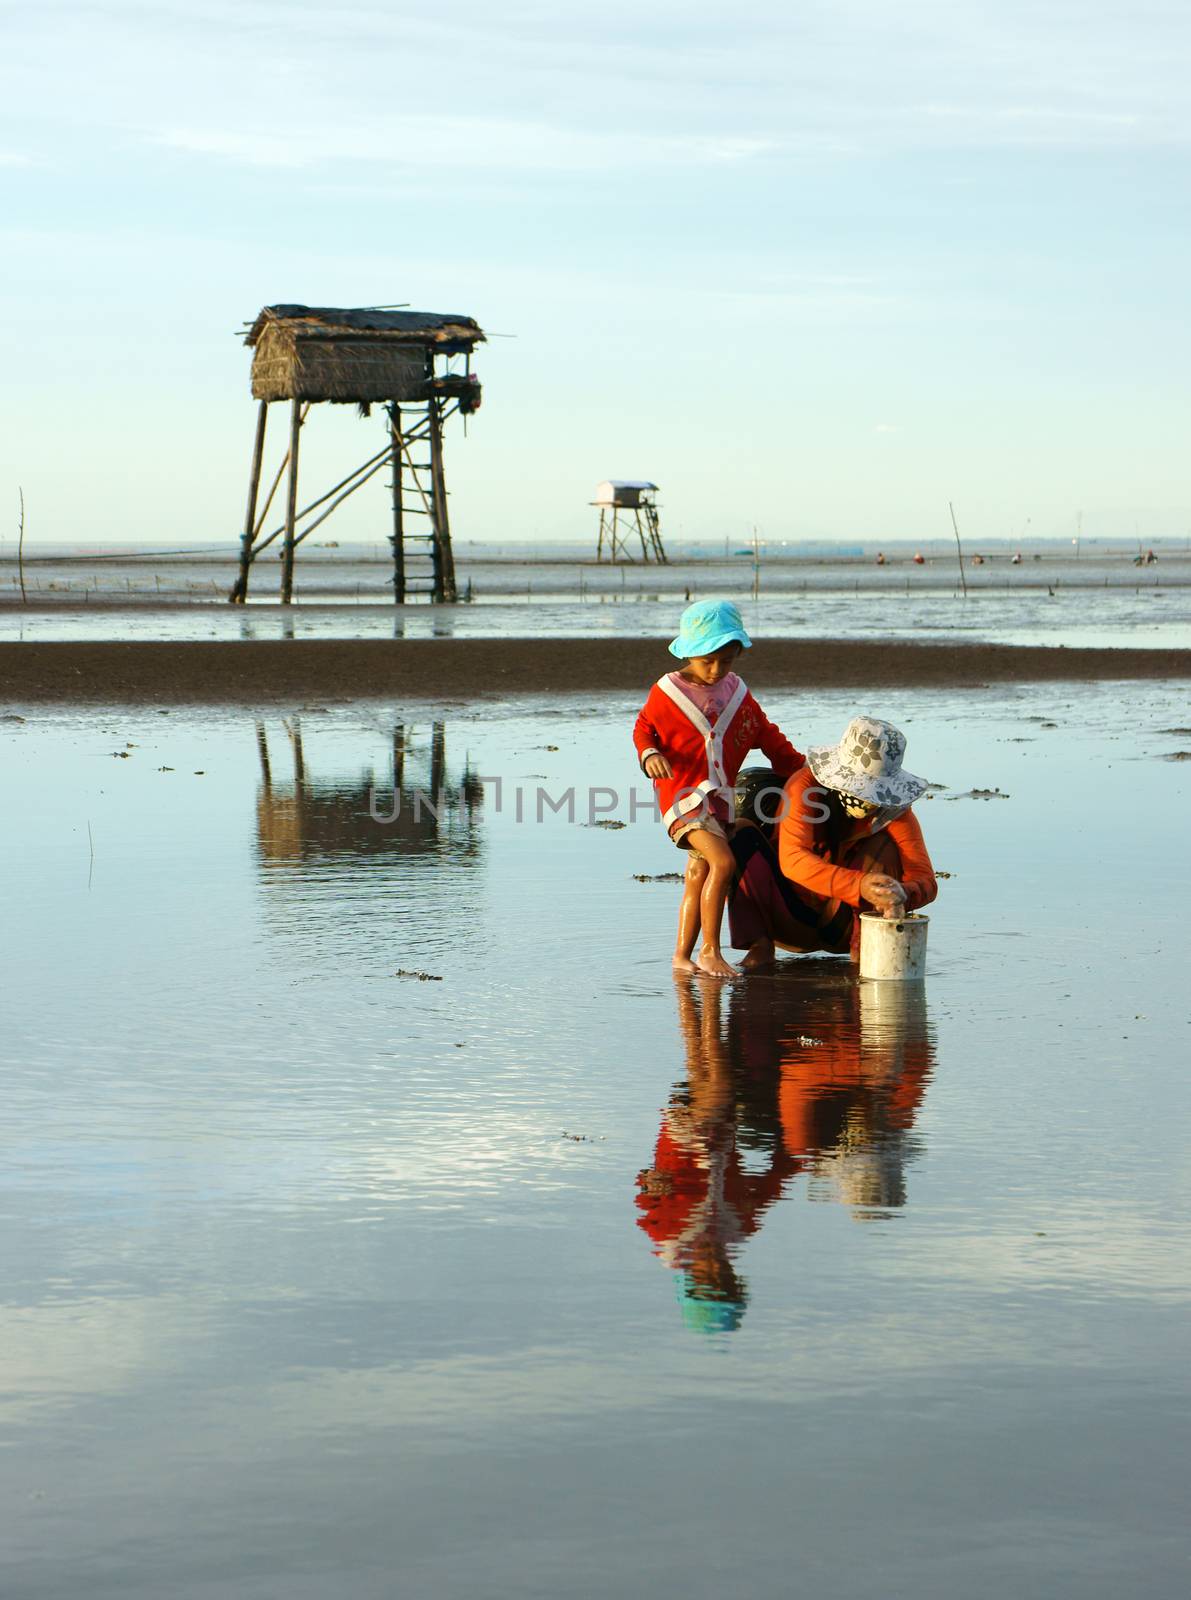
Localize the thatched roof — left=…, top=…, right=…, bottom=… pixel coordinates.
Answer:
left=244, top=304, right=484, bottom=404
left=244, top=305, right=485, bottom=348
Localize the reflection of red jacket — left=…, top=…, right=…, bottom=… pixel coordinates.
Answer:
left=635, top=1121, right=793, bottom=1263
left=777, top=1037, right=932, bottom=1155
left=633, top=675, right=803, bottom=830
left=732, top=981, right=933, bottom=1164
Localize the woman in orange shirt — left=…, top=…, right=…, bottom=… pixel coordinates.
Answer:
left=728, top=716, right=938, bottom=968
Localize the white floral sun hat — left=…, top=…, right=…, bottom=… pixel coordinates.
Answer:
left=807, top=717, right=928, bottom=809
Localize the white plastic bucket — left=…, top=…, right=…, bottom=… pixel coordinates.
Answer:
left=858, top=912, right=929, bottom=982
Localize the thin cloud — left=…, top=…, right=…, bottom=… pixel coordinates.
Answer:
left=159, top=120, right=775, bottom=173
left=10, top=1, right=1191, bottom=168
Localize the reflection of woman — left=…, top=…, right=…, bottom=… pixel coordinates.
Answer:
left=729, top=717, right=938, bottom=968
left=766, top=988, right=932, bottom=1213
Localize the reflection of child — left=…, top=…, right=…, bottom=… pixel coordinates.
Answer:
left=633, top=599, right=804, bottom=978
left=635, top=977, right=797, bottom=1333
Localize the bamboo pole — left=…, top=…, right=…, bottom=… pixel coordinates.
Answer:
left=17, top=486, right=26, bottom=605
left=430, top=721, right=446, bottom=820
left=280, top=400, right=302, bottom=604
left=644, top=501, right=666, bottom=563
left=948, top=500, right=969, bottom=599
left=401, top=431, right=437, bottom=522
left=613, top=508, right=636, bottom=564
left=255, top=721, right=273, bottom=791
left=389, top=403, right=405, bottom=601
left=290, top=454, right=390, bottom=547
left=253, top=403, right=310, bottom=540
left=427, top=398, right=457, bottom=603
left=252, top=444, right=391, bottom=559
left=231, top=400, right=269, bottom=602
left=393, top=723, right=406, bottom=789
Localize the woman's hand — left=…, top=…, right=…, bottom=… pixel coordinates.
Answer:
left=644, top=754, right=673, bottom=780
left=861, top=872, right=907, bottom=917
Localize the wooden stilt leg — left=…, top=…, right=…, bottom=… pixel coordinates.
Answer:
left=393, top=723, right=406, bottom=789
left=289, top=719, right=305, bottom=785
left=232, top=400, right=268, bottom=602
left=255, top=720, right=272, bottom=790
left=428, top=398, right=458, bottom=604
left=431, top=722, right=446, bottom=822
left=645, top=503, right=667, bottom=563
left=388, top=404, right=405, bottom=602
left=280, top=398, right=302, bottom=605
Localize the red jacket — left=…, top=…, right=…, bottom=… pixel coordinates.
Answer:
left=633, top=674, right=804, bottom=830
left=777, top=767, right=937, bottom=910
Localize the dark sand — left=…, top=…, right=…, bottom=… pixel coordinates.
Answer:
left=2, top=637, right=1189, bottom=705
left=0, top=636, right=1184, bottom=707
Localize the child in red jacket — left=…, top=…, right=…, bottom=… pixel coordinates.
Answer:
left=633, top=599, right=804, bottom=978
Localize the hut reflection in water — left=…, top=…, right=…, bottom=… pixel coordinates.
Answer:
left=636, top=968, right=936, bottom=1333
left=254, top=717, right=483, bottom=869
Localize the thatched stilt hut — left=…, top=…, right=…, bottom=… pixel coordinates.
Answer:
left=232, top=305, right=485, bottom=605
left=592, top=481, right=667, bottom=564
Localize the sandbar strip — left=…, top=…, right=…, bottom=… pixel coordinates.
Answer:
left=1, top=638, right=1188, bottom=705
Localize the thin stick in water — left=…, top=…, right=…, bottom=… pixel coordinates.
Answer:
left=948, top=500, right=969, bottom=598
left=17, top=486, right=26, bottom=605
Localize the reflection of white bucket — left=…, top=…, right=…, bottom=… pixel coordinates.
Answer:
left=859, top=981, right=928, bottom=1058
left=859, top=913, right=929, bottom=981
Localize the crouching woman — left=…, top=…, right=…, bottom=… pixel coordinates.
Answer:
left=729, top=717, right=938, bottom=969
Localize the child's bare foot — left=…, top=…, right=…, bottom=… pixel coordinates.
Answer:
left=740, top=938, right=775, bottom=971
left=672, top=954, right=699, bottom=974
left=695, top=949, right=738, bottom=980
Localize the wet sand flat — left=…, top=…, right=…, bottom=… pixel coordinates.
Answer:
left=3, top=635, right=1191, bottom=704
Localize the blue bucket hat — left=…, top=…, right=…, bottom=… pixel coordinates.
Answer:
left=668, top=599, right=753, bottom=660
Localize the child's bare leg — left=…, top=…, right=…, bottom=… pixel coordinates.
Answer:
left=685, top=830, right=738, bottom=979
left=673, top=854, right=709, bottom=973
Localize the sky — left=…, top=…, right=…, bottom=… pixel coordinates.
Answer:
left=2, top=0, right=1190, bottom=547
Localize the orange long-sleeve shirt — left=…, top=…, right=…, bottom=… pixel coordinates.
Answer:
left=777, top=767, right=937, bottom=911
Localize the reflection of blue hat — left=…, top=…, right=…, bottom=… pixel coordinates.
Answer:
left=675, top=1271, right=747, bottom=1334
left=668, top=599, right=752, bottom=660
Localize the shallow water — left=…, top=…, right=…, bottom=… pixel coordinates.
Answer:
left=2, top=683, right=1190, bottom=1597
left=2, top=553, right=1190, bottom=650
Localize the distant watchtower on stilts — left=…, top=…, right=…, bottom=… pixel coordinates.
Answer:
left=230, top=305, right=484, bottom=604
left=592, top=481, right=667, bottom=563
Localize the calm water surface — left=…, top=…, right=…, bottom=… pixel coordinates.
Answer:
left=2, top=555, right=1190, bottom=650
left=2, top=683, right=1189, bottom=1597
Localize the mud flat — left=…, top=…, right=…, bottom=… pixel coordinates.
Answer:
left=3, top=636, right=1190, bottom=704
